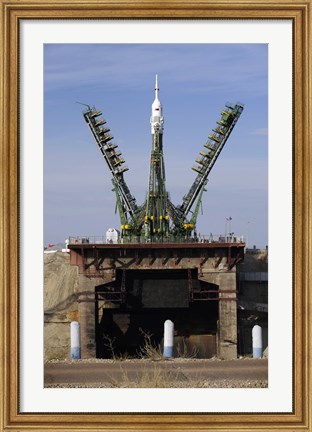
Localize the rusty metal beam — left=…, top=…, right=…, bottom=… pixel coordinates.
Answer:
left=69, top=242, right=245, bottom=251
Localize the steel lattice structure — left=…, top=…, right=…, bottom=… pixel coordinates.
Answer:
left=82, top=76, right=244, bottom=241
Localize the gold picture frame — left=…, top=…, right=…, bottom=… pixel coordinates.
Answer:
left=0, top=0, right=311, bottom=430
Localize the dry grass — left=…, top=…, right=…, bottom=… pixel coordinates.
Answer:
left=137, top=329, right=163, bottom=361
left=103, top=331, right=200, bottom=363
left=106, top=364, right=188, bottom=388
left=102, top=335, right=132, bottom=361
left=175, top=337, right=199, bottom=359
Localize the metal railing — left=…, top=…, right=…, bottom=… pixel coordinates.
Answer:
left=68, top=234, right=245, bottom=245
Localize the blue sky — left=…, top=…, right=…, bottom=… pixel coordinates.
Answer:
left=44, top=44, right=268, bottom=247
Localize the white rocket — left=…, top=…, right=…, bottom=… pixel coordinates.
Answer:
left=150, top=74, right=164, bottom=134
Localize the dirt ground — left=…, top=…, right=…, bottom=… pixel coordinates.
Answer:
left=44, top=357, right=268, bottom=388
left=44, top=252, right=79, bottom=360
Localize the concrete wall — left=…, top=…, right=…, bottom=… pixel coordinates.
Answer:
left=44, top=252, right=79, bottom=360
left=237, top=250, right=268, bottom=357
left=45, top=246, right=242, bottom=360
left=200, top=271, right=237, bottom=359
left=76, top=252, right=238, bottom=360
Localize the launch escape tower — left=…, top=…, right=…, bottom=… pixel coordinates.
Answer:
left=82, top=76, right=244, bottom=241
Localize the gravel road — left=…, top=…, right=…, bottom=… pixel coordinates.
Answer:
left=45, top=358, right=268, bottom=388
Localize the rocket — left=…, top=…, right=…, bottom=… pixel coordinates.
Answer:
left=145, top=74, right=168, bottom=237
left=150, top=74, right=164, bottom=135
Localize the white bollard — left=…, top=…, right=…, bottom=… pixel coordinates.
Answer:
left=70, top=321, right=81, bottom=359
left=252, top=325, right=263, bottom=358
left=163, top=320, right=174, bottom=358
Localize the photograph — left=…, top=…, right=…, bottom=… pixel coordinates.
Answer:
left=43, top=43, right=269, bottom=389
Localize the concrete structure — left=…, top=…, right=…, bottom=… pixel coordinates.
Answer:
left=69, top=240, right=244, bottom=360
left=237, top=249, right=268, bottom=356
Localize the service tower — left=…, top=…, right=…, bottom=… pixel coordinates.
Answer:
left=80, top=76, right=244, bottom=242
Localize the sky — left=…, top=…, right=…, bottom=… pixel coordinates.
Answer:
left=44, top=43, right=268, bottom=248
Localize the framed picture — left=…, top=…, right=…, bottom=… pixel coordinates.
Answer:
left=0, top=1, right=310, bottom=431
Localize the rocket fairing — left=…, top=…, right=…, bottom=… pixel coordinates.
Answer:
left=150, top=74, right=164, bottom=134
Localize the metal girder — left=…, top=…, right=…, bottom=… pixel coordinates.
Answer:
left=179, top=102, right=244, bottom=220
left=83, top=106, right=138, bottom=224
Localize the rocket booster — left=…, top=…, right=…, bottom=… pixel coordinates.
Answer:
left=150, top=74, right=164, bottom=134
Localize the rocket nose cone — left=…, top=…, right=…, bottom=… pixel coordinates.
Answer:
left=152, top=99, right=162, bottom=109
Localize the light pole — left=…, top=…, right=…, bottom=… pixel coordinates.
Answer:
left=225, top=216, right=232, bottom=239
left=246, top=221, right=250, bottom=248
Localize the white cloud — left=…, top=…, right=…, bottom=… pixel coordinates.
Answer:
left=44, top=44, right=267, bottom=98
